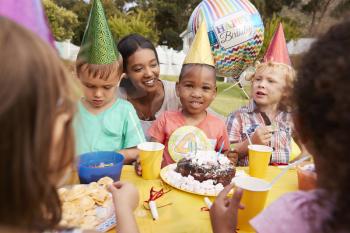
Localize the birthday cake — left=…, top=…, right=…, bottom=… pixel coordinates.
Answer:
left=175, top=151, right=236, bottom=186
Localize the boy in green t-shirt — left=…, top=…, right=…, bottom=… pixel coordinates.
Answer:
left=74, top=0, right=145, bottom=163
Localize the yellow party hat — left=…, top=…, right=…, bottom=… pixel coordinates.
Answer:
left=183, top=21, right=215, bottom=66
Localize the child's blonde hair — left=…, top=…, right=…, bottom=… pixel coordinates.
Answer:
left=247, top=61, right=296, bottom=111
left=76, top=58, right=123, bottom=81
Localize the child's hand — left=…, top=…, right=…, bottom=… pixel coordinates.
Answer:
left=109, top=181, right=139, bottom=211
left=225, top=150, right=238, bottom=166
left=209, top=184, right=244, bottom=233
left=134, top=158, right=142, bottom=176
left=251, top=126, right=273, bottom=145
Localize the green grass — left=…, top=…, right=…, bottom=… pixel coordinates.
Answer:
left=211, top=82, right=250, bottom=116
left=161, top=75, right=250, bottom=117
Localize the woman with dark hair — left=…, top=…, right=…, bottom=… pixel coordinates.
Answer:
left=117, top=34, right=181, bottom=140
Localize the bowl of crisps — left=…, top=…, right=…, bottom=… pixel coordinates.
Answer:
left=78, top=151, right=124, bottom=184
left=297, top=162, right=317, bottom=191
left=59, top=177, right=116, bottom=230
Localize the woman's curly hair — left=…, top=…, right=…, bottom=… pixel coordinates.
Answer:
left=294, top=20, right=350, bottom=232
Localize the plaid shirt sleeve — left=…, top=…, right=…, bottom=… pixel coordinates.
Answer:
left=226, top=111, right=243, bottom=144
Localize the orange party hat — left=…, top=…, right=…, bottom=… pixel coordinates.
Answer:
left=263, top=23, right=291, bottom=66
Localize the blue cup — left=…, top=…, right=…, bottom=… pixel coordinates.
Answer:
left=78, top=151, right=125, bottom=184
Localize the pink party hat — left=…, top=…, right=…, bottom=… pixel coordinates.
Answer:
left=263, top=23, right=291, bottom=66
left=0, top=0, right=55, bottom=47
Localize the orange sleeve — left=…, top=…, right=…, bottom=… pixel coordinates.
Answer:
left=148, top=112, right=167, bottom=144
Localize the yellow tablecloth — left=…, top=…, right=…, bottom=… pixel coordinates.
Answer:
left=106, top=165, right=298, bottom=233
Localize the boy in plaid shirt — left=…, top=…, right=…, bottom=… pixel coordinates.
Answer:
left=226, top=24, right=296, bottom=166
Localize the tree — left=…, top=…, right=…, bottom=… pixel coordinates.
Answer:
left=301, top=0, right=334, bottom=35
left=70, top=1, right=91, bottom=45
left=250, top=0, right=266, bottom=17
left=53, top=0, right=122, bottom=45
left=52, top=0, right=76, bottom=9
left=153, top=0, right=201, bottom=50
left=250, top=0, right=300, bottom=19
left=53, top=0, right=90, bottom=45
left=109, top=9, right=159, bottom=43
left=332, top=0, right=350, bottom=17
left=260, top=14, right=301, bottom=57
left=43, top=0, right=78, bottom=41
left=110, top=0, right=201, bottom=49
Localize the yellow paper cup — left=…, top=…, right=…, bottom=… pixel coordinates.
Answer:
left=137, top=142, right=164, bottom=180
left=248, top=144, right=273, bottom=178
left=235, top=176, right=271, bottom=232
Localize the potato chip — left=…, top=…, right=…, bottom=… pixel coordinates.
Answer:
left=63, top=207, right=84, bottom=222
left=88, top=182, right=99, bottom=190
left=81, top=221, right=98, bottom=230
left=83, top=215, right=97, bottom=223
left=89, top=188, right=109, bottom=204
left=58, top=188, right=69, bottom=202
left=64, top=185, right=88, bottom=201
left=70, top=198, right=81, bottom=207
left=97, top=176, right=113, bottom=187
left=85, top=209, right=96, bottom=216
left=58, top=187, right=68, bottom=196
left=101, top=199, right=113, bottom=208
left=62, top=202, right=75, bottom=211
left=68, top=217, right=82, bottom=227
left=59, top=219, right=68, bottom=226
left=80, top=213, right=99, bottom=229
left=80, top=196, right=95, bottom=211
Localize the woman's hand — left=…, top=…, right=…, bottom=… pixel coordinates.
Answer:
left=209, top=184, right=244, bottom=233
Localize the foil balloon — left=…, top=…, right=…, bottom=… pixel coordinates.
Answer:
left=188, top=0, right=264, bottom=78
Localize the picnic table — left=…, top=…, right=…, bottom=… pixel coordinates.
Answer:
left=105, top=165, right=298, bottom=233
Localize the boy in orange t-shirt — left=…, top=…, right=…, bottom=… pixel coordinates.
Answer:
left=148, top=22, right=230, bottom=167
left=148, top=63, right=230, bottom=167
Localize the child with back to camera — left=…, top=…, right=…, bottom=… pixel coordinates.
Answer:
left=226, top=23, right=299, bottom=165
left=210, top=20, right=350, bottom=233
left=0, top=16, right=139, bottom=233
left=74, top=0, right=145, bottom=164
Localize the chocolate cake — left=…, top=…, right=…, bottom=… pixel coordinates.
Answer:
left=175, top=151, right=236, bottom=186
